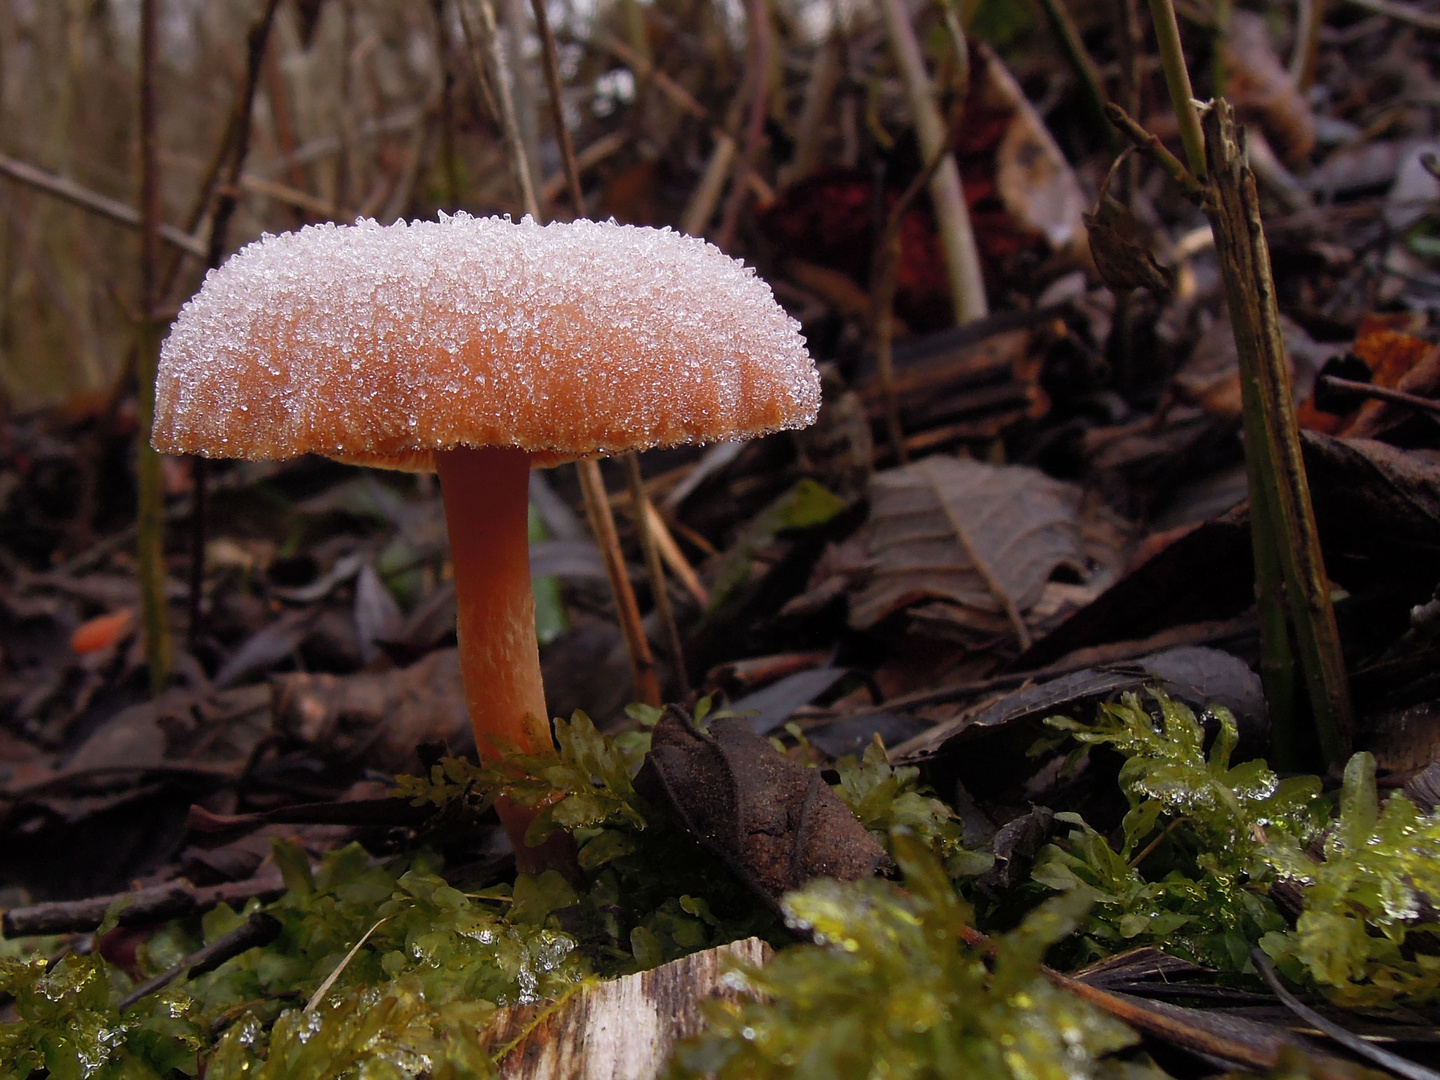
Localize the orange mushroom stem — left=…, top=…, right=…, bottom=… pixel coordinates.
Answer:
left=434, top=445, right=576, bottom=877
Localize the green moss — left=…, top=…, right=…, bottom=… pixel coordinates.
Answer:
left=832, top=737, right=992, bottom=879
left=1261, top=752, right=1440, bottom=1005
left=666, top=831, right=1146, bottom=1080
left=1033, top=692, right=1319, bottom=969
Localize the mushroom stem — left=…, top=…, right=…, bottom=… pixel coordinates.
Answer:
left=436, top=446, right=551, bottom=758
left=436, top=446, right=578, bottom=879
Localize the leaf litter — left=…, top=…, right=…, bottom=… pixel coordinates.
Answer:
left=7, top=2, right=1440, bottom=1078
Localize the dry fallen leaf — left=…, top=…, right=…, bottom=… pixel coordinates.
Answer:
left=272, top=648, right=471, bottom=773
left=849, top=456, right=1086, bottom=647
left=978, top=43, right=1089, bottom=257
left=1223, top=10, right=1316, bottom=165
left=639, top=706, right=888, bottom=909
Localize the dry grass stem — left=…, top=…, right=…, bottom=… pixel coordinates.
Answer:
left=876, top=0, right=987, bottom=324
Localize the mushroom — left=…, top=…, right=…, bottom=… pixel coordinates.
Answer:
left=152, top=213, right=819, bottom=870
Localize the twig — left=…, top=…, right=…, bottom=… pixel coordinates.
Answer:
left=526, top=0, right=662, bottom=707
left=118, top=912, right=281, bottom=1012
left=1252, top=949, right=1440, bottom=1080
left=1035, top=0, right=1116, bottom=145
left=679, top=131, right=739, bottom=239
left=715, top=0, right=772, bottom=252
left=3, top=872, right=286, bottom=938
left=872, top=146, right=951, bottom=464
left=1342, top=0, right=1440, bottom=31
left=644, top=500, right=709, bottom=607
left=1290, top=0, right=1326, bottom=91
left=877, top=0, right=988, bottom=324
left=778, top=34, right=843, bottom=189
left=599, top=35, right=708, bottom=120
left=529, top=0, right=583, bottom=215
left=1104, top=102, right=1205, bottom=203
left=540, top=130, right=629, bottom=208
left=190, top=0, right=283, bottom=649
left=503, top=0, right=543, bottom=208
left=0, top=152, right=204, bottom=258
left=942, top=922, right=1353, bottom=1076
left=137, top=0, right=172, bottom=696
left=458, top=0, right=539, bottom=215
left=1202, top=101, right=1352, bottom=764
left=579, top=460, right=662, bottom=705
left=624, top=456, right=691, bottom=696
left=1319, top=374, right=1440, bottom=418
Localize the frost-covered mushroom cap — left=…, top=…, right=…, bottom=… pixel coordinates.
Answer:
left=152, top=213, right=820, bottom=470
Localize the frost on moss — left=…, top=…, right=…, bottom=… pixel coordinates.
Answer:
left=0, top=844, right=578, bottom=1080
left=396, top=708, right=782, bottom=972
left=0, top=951, right=205, bottom=1080
left=1034, top=692, right=1320, bottom=970
left=1037, top=691, right=1440, bottom=1006
left=832, top=737, right=993, bottom=879
left=666, top=831, right=1144, bottom=1080
left=1261, top=752, right=1440, bottom=1005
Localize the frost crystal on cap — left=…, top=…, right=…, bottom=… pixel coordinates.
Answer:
left=152, top=213, right=819, bottom=469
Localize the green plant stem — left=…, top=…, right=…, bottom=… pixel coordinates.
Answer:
left=1201, top=102, right=1351, bottom=765
left=1211, top=0, right=1231, bottom=97
left=1242, top=390, right=1299, bottom=767
left=1145, top=0, right=1207, bottom=181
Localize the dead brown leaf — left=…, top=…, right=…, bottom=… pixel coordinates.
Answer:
left=271, top=648, right=470, bottom=773
left=639, top=706, right=887, bottom=909
left=1224, top=11, right=1316, bottom=165
left=849, top=456, right=1087, bottom=648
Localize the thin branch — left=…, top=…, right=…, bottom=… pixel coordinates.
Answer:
left=599, top=35, right=708, bottom=120
left=458, top=0, right=539, bottom=216
left=1104, top=101, right=1205, bottom=203
left=1035, top=0, right=1115, bottom=145
left=118, top=912, right=282, bottom=1013
left=137, top=0, right=171, bottom=695
left=190, top=0, right=283, bottom=649
left=0, top=151, right=204, bottom=257
left=1290, top=0, right=1325, bottom=91
left=1342, top=0, right=1440, bottom=31
left=1319, top=374, right=1440, bottom=418
left=625, top=454, right=691, bottom=697
left=529, top=0, right=584, bottom=216
left=715, top=0, right=772, bottom=252
left=872, top=145, right=950, bottom=464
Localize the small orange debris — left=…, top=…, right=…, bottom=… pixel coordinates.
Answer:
left=70, top=608, right=135, bottom=655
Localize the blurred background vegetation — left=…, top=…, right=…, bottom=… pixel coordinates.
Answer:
left=5, top=0, right=993, bottom=409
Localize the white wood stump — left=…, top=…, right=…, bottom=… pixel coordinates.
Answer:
left=480, top=937, right=770, bottom=1079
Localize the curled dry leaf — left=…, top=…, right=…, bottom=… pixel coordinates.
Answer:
left=638, top=706, right=888, bottom=910
left=849, top=456, right=1087, bottom=645
left=1084, top=190, right=1175, bottom=296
